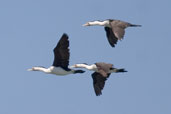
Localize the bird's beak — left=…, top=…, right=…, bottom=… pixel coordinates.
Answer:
left=27, top=68, right=33, bottom=71
left=82, top=23, right=90, bottom=26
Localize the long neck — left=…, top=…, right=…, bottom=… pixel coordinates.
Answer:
left=73, top=64, right=96, bottom=71
left=89, top=20, right=109, bottom=26
left=28, top=67, right=51, bottom=73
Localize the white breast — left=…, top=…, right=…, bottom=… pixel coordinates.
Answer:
left=50, top=66, right=72, bottom=76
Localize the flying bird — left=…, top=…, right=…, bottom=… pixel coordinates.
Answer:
left=70, top=62, right=127, bottom=96
left=83, top=19, right=141, bottom=47
left=28, top=33, right=85, bottom=75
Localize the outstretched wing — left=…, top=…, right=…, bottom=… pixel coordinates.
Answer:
left=52, top=33, right=70, bottom=69
left=112, top=27, right=125, bottom=40
left=104, top=27, right=118, bottom=47
left=92, top=72, right=110, bottom=96
left=110, top=20, right=130, bottom=40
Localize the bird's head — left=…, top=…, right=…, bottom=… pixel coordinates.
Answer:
left=27, top=66, right=46, bottom=71
left=82, top=22, right=91, bottom=26
left=69, top=64, right=78, bottom=68
left=69, top=63, right=88, bottom=68
left=83, top=20, right=108, bottom=26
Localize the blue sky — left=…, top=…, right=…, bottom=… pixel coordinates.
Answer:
left=0, top=0, right=171, bottom=114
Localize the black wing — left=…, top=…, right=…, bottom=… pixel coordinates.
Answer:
left=52, top=33, right=70, bottom=69
left=92, top=72, right=110, bottom=96
left=104, top=27, right=118, bottom=47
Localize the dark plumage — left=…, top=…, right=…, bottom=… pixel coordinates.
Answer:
left=83, top=19, right=141, bottom=47
left=71, top=62, right=127, bottom=96
left=92, top=62, right=127, bottom=96
left=92, top=72, right=109, bottom=96
left=28, top=33, right=85, bottom=75
left=105, top=27, right=118, bottom=47
left=105, top=19, right=141, bottom=47
left=53, top=34, right=70, bottom=70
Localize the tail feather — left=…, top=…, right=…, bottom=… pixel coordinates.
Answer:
left=129, top=24, right=142, bottom=27
left=74, top=70, right=85, bottom=74
left=116, top=68, right=127, bottom=73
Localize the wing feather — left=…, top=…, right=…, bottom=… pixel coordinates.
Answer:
left=52, top=33, right=70, bottom=69
left=110, top=20, right=130, bottom=40
left=92, top=72, right=110, bottom=96
left=104, top=27, right=118, bottom=47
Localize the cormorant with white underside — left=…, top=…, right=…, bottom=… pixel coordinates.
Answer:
left=83, top=19, right=141, bottom=47
left=70, top=62, right=127, bottom=96
left=28, top=33, right=85, bottom=76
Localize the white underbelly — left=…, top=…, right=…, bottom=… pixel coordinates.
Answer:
left=50, top=67, right=72, bottom=76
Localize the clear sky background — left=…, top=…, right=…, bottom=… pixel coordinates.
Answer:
left=0, top=0, right=171, bottom=114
